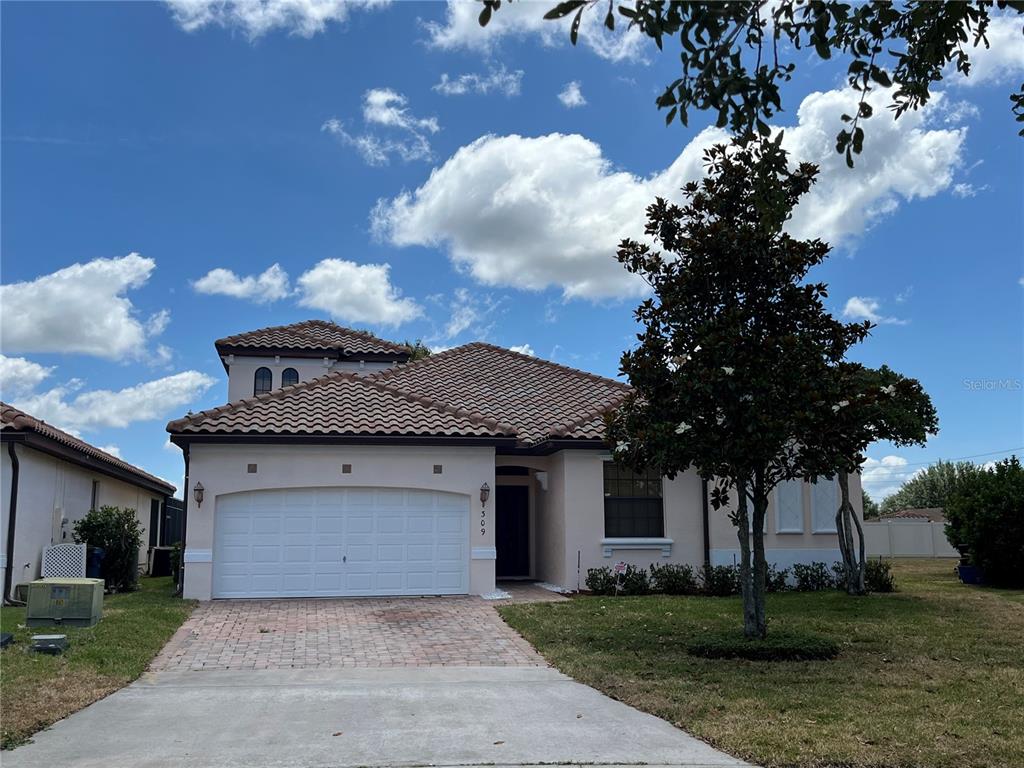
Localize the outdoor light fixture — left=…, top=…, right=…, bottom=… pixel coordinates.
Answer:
left=479, top=482, right=490, bottom=506
left=193, top=481, right=205, bottom=508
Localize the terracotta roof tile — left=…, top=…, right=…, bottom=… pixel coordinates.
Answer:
left=215, top=320, right=410, bottom=357
left=1, top=402, right=175, bottom=493
left=167, top=372, right=518, bottom=439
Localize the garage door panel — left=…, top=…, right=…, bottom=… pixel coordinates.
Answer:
left=213, top=488, right=469, bottom=598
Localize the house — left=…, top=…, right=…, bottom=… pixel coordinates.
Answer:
left=879, top=507, right=946, bottom=523
left=1, top=403, right=176, bottom=600
left=167, top=320, right=861, bottom=601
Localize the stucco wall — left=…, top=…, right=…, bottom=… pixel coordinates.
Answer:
left=1, top=444, right=162, bottom=590
left=225, top=356, right=395, bottom=402
left=182, top=443, right=497, bottom=600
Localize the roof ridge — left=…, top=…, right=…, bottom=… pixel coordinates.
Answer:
left=216, top=319, right=410, bottom=355
left=546, top=391, right=630, bottom=439
left=362, top=377, right=518, bottom=435
left=469, top=342, right=631, bottom=390
left=367, top=342, right=475, bottom=381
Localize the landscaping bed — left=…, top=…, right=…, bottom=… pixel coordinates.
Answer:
left=0, top=576, right=195, bottom=750
left=499, top=559, right=1024, bottom=768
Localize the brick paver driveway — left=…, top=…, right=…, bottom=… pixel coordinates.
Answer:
left=152, top=595, right=547, bottom=672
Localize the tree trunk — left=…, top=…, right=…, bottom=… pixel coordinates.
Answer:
left=836, top=470, right=865, bottom=595
left=750, top=471, right=768, bottom=639
left=734, top=476, right=758, bottom=638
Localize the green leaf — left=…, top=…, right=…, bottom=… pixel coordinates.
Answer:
left=666, top=106, right=678, bottom=125
left=544, top=0, right=587, bottom=20
left=478, top=3, right=492, bottom=27
left=570, top=6, right=584, bottom=45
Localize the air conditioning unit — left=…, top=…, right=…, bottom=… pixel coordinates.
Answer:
left=26, top=578, right=104, bottom=628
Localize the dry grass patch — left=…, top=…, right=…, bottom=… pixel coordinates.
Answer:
left=499, top=559, right=1024, bottom=768
left=1, top=577, right=194, bottom=749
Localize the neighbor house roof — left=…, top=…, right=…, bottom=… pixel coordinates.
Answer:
left=215, top=320, right=411, bottom=360
left=169, top=342, right=630, bottom=450
left=880, top=507, right=946, bottom=522
left=1, top=402, right=175, bottom=495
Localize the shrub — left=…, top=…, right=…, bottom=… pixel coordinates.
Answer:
left=72, top=506, right=143, bottom=592
left=650, top=563, right=699, bottom=595
left=864, top=558, right=896, bottom=592
left=792, top=562, right=835, bottom=592
left=700, top=564, right=741, bottom=596
left=945, top=456, right=1024, bottom=588
left=619, top=565, right=651, bottom=595
left=170, top=540, right=183, bottom=585
left=686, top=629, right=839, bottom=661
left=765, top=564, right=791, bottom=593
left=585, top=567, right=617, bottom=595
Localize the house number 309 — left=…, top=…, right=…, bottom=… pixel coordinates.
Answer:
left=480, top=508, right=486, bottom=536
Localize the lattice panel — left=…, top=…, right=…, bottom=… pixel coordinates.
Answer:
left=41, top=543, right=87, bottom=578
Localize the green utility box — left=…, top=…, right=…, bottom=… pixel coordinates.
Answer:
left=26, top=578, right=104, bottom=628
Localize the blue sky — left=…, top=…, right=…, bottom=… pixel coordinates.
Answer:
left=2, top=1, right=1022, bottom=499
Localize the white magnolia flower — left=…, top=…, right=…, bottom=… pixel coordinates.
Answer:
left=881, top=384, right=896, bottom=396
left=614, top=441, right=630, bottom=454
left=716, top=413, right=725, bottom=425
left=722, top=366, right=735, bottom=375
left=675, top=421, right=691, bottom=434
left=831, top=400, right=850, bottom=412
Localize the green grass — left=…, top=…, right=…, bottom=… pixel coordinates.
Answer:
left=499, top=559, right=1024, bottom=768
left=0, top=577, right=195, bottom=750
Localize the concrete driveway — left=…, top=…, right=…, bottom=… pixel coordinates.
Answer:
left=6, top=594, right=752, bottom=768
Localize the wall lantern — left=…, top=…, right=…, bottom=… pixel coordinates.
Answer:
left=479, top=482, right=490, bottom=506
left=193, top=481, right=205, bottom=508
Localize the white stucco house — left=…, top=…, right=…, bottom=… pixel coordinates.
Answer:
left=168, top=320, right=861, bottom=601
left=1, top=403, right=176, bottom=601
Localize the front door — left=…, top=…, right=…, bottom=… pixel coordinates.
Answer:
left=495, top=485, right=529, bottom=578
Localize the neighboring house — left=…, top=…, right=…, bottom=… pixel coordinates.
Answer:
left=879, top=507, right=946, bottom=523
left=167, top=320, right=861, bottom=601
left=1, top=403, right=176, bottom=600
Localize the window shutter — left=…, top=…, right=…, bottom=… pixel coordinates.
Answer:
left=775, top=480, right=803, bottom=533
left=811, top=478, right=838, bottom=533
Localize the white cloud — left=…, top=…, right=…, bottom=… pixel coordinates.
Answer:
left=374, top=86, right=965, bottom=300
left=862, top=455, right=918, bottom=500
left=947, top=15, right=1024, bottom=87
left=424, top=0, right=646, bottom=63
left=323, top=88, right=438, bottom=166
left=296, top=259, right=421, bottom=326
left=842, top=296, right=907, bottom=326
left=192, top=263, right=291, bottom=303
left=12, top=370, right=217, bottom=432
left=0, top=254, right=170, bottom=360
left=166, top=0, right=389, bottom=39
left=952, top=182, right=989, bottom=198
left=557, top=80, right=586, bottom=108
left=0, top=355, right=55, bottom=399
left=433, top=65, right=523, bottom=97
left=98, top=444, right=122, bottom=458
left=509, top=343, right=535, bottom=356
left=438, top=287, right=503, bottom=340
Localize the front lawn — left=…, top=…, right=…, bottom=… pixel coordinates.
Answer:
left=0, top=577, right=195, bottom=750
left=499, top=559, right=1024, bottom=768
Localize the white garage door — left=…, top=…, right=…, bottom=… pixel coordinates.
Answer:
left=213, top=488, right=469, bottom=598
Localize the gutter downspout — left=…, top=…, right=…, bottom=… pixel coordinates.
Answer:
left=4, top=442, right=22, bottom=605
left=701, top=478, right=711, bottom=571
left=176, top=445, right=189, bottom=597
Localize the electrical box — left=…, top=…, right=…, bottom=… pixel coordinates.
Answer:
left=26, top=578, right=104, bottom=628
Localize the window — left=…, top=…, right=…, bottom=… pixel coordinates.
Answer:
left=281, top=367, right=299, bottom=387
left=603, top=462, right=664, bottom=538
left=775, top=480, right=804, bottom=533
left=811, top=478, right=839, bottom=533
left=254, top=367, right=273, bottom=395
left=91, top=480, right=100, bottom=511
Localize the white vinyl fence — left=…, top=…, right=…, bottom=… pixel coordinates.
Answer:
left=863, top=520, right=959, bottom=558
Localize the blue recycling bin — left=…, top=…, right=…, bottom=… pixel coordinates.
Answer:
left=86, top=546, right=105, bottom=579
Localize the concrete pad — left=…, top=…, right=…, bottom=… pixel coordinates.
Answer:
left=5, top=667, right=752, bottom=768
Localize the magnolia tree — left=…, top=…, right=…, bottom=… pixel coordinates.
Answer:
left=804, top=363, right=937, bottom=594
left=606, top=138, right=871, bottom=638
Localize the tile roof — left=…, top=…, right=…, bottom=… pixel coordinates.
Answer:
left=169, top=342, right=629, bottom=448
left=880, top=507, right=946, bottom=522
left=1, top=402, right=175, bottom=494
left=167, top=372, right=518, bottom=439
left=215, top=320, right=410, bottom=357
left=369, top=343, right=630, bottom=444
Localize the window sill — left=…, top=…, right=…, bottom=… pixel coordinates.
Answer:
left=601, top=538, right=673, bottom=558
left=775, top=529, right=805, bottom=535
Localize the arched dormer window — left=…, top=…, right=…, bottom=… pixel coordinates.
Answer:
left=254, top=367, right=273, bottom=396
left=281, top=367, right=299, bottom=387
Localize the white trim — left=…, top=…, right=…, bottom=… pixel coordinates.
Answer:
left=601, top=537, right=674, bottom=558
left=471, top=546, right=497, bottom=560
left=184, top=548, right=213, bottom=564
left=0, top=554, right=6, bottom=569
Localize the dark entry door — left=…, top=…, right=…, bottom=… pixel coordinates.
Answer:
left=496, top=485, right=529, bottom=578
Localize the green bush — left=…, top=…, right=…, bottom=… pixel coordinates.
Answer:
left=765, top=564, right=791, bottom=593
left=792, top=562, right=835, bottom=592
left=72, top=506, right=143, bottom=592
left=650, top=563, right=699, bottom=595
left=686, top=629, right=839, bottom=661
left=945, top=456, right=1024, bottom=588
left=619, top=564, right=651, bottom=595
left=700, top=564, right=741, bottom=596
left=585, top=567, right=617, bottom=595
left=170, top=540, right=183, bottom=585
left=864, top=558, right=896, bottom=592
